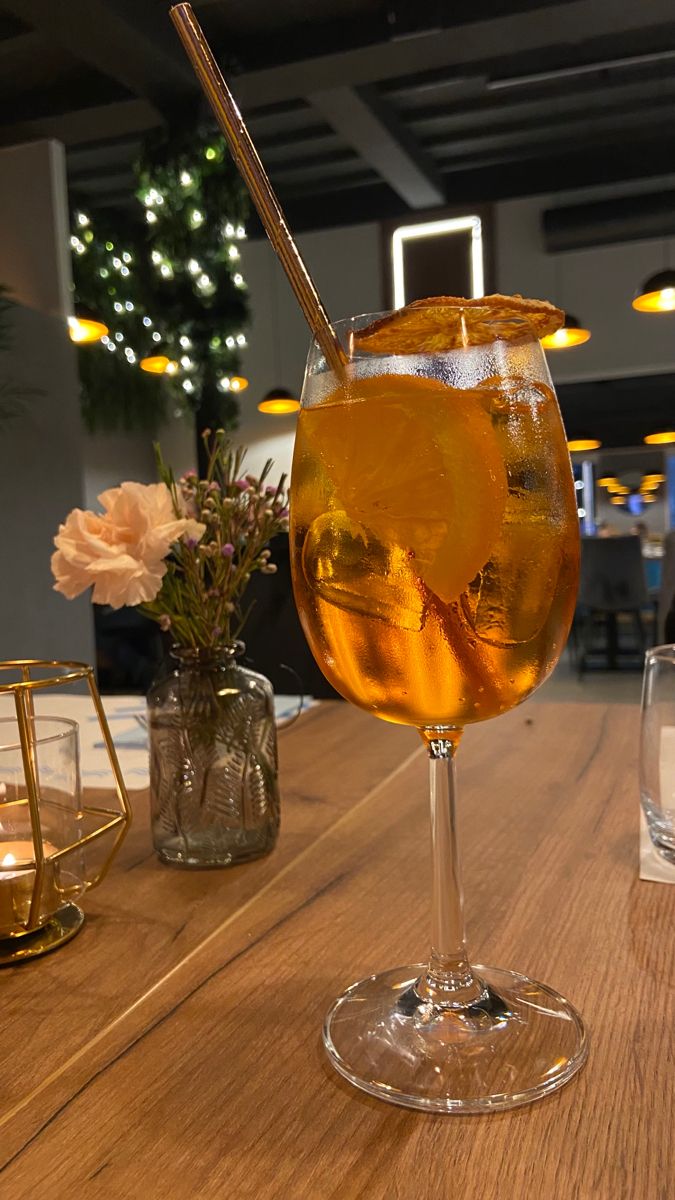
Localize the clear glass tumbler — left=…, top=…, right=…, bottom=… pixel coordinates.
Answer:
left=0, top=716, right=85, bottom=938
left=640, top=644, right=675, bottom=863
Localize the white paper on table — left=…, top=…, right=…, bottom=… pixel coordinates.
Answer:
left=32, top=692, right=315, bottom=791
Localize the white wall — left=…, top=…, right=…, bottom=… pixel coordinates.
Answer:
left=82, top=414, right=196, bottom=510
left=496, top=194, right=675, bottom=385
left=236, top=221, right=383, bottom=480
left=0, top=141, right=95, bottom=663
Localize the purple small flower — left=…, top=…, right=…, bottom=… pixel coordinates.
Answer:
left=234, top=478, right=248, bottom=491
left=221, top=542, right=235, bottom=557
left=213, top=626, right=222, bottom=638
left=265, top=485, right=277, bottom=496
left=278, top=506, right=289, bottom=519
left=185, top=536, right=199, bottom=550
left=180, top=470, right=197, bottom=482
left=207, top=481, right=221, bottom=493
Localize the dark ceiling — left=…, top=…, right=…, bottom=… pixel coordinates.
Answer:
left=1, top=0, right=675, bottom=231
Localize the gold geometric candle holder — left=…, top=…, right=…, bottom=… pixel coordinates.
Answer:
left=0, top=660, right=132, bottom=964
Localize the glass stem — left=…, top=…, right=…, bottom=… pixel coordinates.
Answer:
left=418, top=733, right=484, bottom=1007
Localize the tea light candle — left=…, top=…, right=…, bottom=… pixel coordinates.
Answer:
left=0, top=839, right=59, bottom=936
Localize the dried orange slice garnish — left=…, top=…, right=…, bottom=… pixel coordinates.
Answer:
left=354, top=294, right=564, bottom=354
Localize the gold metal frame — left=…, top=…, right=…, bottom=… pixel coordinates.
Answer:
left=0, top=660, right=132, bottom=962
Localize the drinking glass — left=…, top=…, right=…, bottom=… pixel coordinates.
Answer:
left=290, top=304, right=587, bottom=1112
left=640, top=645, right=675, bottom=862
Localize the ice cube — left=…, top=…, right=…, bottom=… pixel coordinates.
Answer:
left=302, top=510, right=428, bottom=631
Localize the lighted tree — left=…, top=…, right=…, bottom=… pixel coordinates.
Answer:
left=70, top=125, right=250, bottom=435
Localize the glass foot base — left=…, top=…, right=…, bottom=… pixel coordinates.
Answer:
left=0, top=903, right=84, bottom=966
left=324, top=964, right=588, bottom=1113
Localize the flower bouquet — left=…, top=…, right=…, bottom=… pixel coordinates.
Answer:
left=53, top=429, right=290, bottom=867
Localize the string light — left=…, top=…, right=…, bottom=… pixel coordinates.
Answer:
left=70, top=162, right=249, bottom=401
left=205, top=146, right=217, bottom=161
left=68, top=316, right=108, bottom=344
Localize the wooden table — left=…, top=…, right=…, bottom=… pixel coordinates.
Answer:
left=0, top=699, right=672, bottom=1198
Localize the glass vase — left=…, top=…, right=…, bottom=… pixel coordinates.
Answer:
left=148, top=644, right=280, bottom=867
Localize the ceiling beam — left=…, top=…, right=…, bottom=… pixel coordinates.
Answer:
left=309, top=85, right=444, bottom=209
left=0, top=98, right=161, bottom=150
left=232, top=0, right=675, bottom=110
left=2, top=0, right=195, bottom=112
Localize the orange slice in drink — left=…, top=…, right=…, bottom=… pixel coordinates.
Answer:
left=301, top=373, right=507, bottom=604
left=353, top=294, right=564, bottom=354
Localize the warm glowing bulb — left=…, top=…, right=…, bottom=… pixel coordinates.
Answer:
left=608, top=485, right=630, bottom=495
left=567, top=438, right=601, bottom=452
left=229, top=376, right=248, bottom=393
left=541, top=326, right=591, bottom=349
left=597, top=476, right=619, bottom=487
left=644, top=431, right=675, bottom=445
left=642, top=474, right=666, bottom=483
left=258, top=397, right=301, bottom=415
left=610, top=496, right=626, bottom=506
left=180, top=171, right=193, bottom=187
left=140, top=355, right=171, bottom=374
left=68, top=316, right=108, bottom=344
left=1, top=853, right=16, bottom=868
left=633, top=288, right=675, bottom=312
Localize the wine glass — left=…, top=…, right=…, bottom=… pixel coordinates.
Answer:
left=289, top=302, right=587, bottom=1113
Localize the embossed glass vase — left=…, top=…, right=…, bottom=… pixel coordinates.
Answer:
left=148, top=644, right=280, bottom=867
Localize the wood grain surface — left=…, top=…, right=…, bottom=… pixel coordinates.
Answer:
left=0, top=699, right=672, bottom=1199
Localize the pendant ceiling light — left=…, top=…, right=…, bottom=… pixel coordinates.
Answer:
left=541, top=313, right=591, bottom=350
left=258, top=387, right=300, bottom=415
left=644, top=431, right=675, bottom=445
left=567, top=437, right=601, bottom=452
left=258, top=257, right=300, bottom=415
left=632, top=269, right=675, bottom=313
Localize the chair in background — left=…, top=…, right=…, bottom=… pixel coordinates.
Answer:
left=574, top=535, right=650, bottom=674
left=657, top=531, right=675, bottom=644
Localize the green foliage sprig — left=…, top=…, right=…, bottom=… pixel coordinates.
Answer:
left=142, top=429, right=289, bottom=649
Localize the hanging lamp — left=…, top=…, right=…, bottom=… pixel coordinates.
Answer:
left=258, top=387, right=300, bottom=415
left=632, top=270, right=675, bottom=313
left=567, top=437, right=601, bottom=452
left=541, top=313, right=591, bottom=350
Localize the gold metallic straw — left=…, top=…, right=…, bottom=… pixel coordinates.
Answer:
left=170, top=3, right=345, bottom=378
